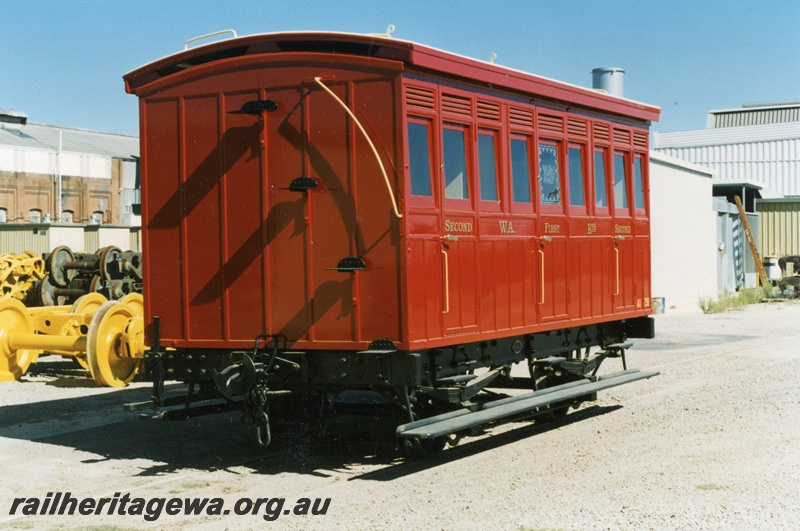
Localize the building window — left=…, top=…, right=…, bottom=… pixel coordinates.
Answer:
left=90, top=211, right=103, bottom=225
left=29, top=209, right=42, bottom=223
left=510, top=136, right=531, bottom=203
left=613, top=151, right=629, bottom=210
left=443, top=125, right=469, bottom=200
left=634, top=155, right=646, bottom=210
left=568, top=145, right=586, bottom=208
left=0, top=208, right=6, bottom=223
left=62, top=210, right=74, bottom=223
left=478, top=131, right=498, bottom=202
left=594, top=149, right=609, bottom=209
left=407, top=121, right=433, bottom=197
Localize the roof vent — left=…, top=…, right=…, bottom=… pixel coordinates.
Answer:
left=592, top=67, right=625, bottom=97
left=0, top=109, right=28, bottom=132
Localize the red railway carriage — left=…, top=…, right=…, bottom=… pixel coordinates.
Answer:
left=125, top=31, right=660, bottom=454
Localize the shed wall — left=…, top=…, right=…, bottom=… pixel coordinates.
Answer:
left=649, top=156, right=717, bottom=311
left=757, top=200, right=800, bottom=257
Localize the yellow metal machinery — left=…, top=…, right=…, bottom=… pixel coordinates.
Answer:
left=0, top=292, right=144, bottom=387
left=0, top=252, right=46, bottom=301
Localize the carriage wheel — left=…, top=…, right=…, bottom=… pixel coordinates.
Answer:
left=65, top=293, right=108, bottom=370
left=0, top=299, right=41, bottom=381
left=47, top=246, right=75, bottom=288
left=119, top=293, right=143, bottom=317
left=86, top=300, right=142, bottom=387
left=69, top=292, right=108, bottom=316
left=401, top=436, right=448, bottom=459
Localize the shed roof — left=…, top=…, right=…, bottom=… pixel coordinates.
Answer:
left=653, top=121, right=800, bottom=149
left=0, top=122, right=138, bottom=159
left=649, top=150, right=714, bottom=177
left=707, top=101, right=800, bottom=128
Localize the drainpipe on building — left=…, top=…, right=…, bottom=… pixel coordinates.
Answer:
left=56, top=130, right=62, bottom=223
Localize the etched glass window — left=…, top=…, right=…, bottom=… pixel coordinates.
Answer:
left=539, top=143, right=560, bottom=205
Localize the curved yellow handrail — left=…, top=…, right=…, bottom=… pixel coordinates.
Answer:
left=313, top=77, right=402, bottom=219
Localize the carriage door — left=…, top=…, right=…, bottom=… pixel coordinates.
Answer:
left=440, top=122, right=479, bottom=335
left=536, top=139, right=569, bottom=322
left=612, top=150, right=636, bottom=312
left=264, top=81, right=358, bottom=344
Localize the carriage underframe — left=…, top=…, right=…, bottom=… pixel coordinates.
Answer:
left=126, top=315, right=657, bottom=456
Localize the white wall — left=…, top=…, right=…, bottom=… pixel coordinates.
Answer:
left=0, top=145, right=112, bottom=179
left=650, top=152, right=718, bottom=312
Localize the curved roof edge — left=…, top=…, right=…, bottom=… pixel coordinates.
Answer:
left=124, top=31, right=660, bottom=123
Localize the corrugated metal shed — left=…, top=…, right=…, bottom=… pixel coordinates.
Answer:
left=653, top=122, right=800, bottom=196
left=757, top=198, right=800, bottom=257
left=5, top=123, right=139, bottom=160
left=707, top=101, right=800, bottom=128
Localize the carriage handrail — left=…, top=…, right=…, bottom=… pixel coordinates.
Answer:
left=314, top=77, right=403, bottom=219
left=184, top=30, right=238, bottom=50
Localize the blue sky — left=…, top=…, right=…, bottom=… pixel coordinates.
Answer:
left=2, top=0, right=798, bottom=137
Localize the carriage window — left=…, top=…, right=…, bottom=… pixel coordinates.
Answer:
left=594, top=149, right=608, bottom=209
left=634, top=155, right=645, bottom=210
left=510, top=137, right=531, bottom=203
left=443, top=127, right=469, bottom=200
left=568, top=145, right=585, bottom=207
left=539, top=143, right=560, bottom=205
left=613, top=152, right=628, bottom=210
left=407, top=122, right=432, bottom=197
left=478, top=132, right=498, bottom=202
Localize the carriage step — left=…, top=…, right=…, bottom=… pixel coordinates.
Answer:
left=603, top=341, right=633, bottom=355
left=601, top=341, right=633, bottom=370
left=397, top=369, right=658, bottom=440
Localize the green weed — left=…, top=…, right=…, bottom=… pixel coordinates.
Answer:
left=698, top=287, right=767, bottom=314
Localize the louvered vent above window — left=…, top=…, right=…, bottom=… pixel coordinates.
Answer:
left=567, top=119, right=587, bottom=137
left=406, top=85, right=435, bottom=111
left=442, top=93, right=472, bottom=117
left=477, top=100, right=500, bottom=122
left=633, top=131, right=648, bottom=148
left=538, top=114, right=564, bottom=134
left=593, top=123, right=610, bottom=142
left=509, top=106, right=533, bottom=128
left=613, top=128, right=631, bottom=145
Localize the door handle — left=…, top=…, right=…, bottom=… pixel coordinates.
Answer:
left=614, top=247, right=620, bottom=296
left=441, top=250, right=450, bottom=314
left=538, top=249, right=545, bottom=304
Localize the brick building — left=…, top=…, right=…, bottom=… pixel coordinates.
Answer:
left=0, top=109, right=139, bottom=226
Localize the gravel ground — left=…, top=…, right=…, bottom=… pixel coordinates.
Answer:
left=1, top=302, right=799, bottom=530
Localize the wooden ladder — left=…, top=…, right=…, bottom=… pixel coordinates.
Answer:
left=734, top=195, right=769, bottom=287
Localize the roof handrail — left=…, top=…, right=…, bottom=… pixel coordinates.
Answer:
left=184, top=29, right=238, bottom=50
